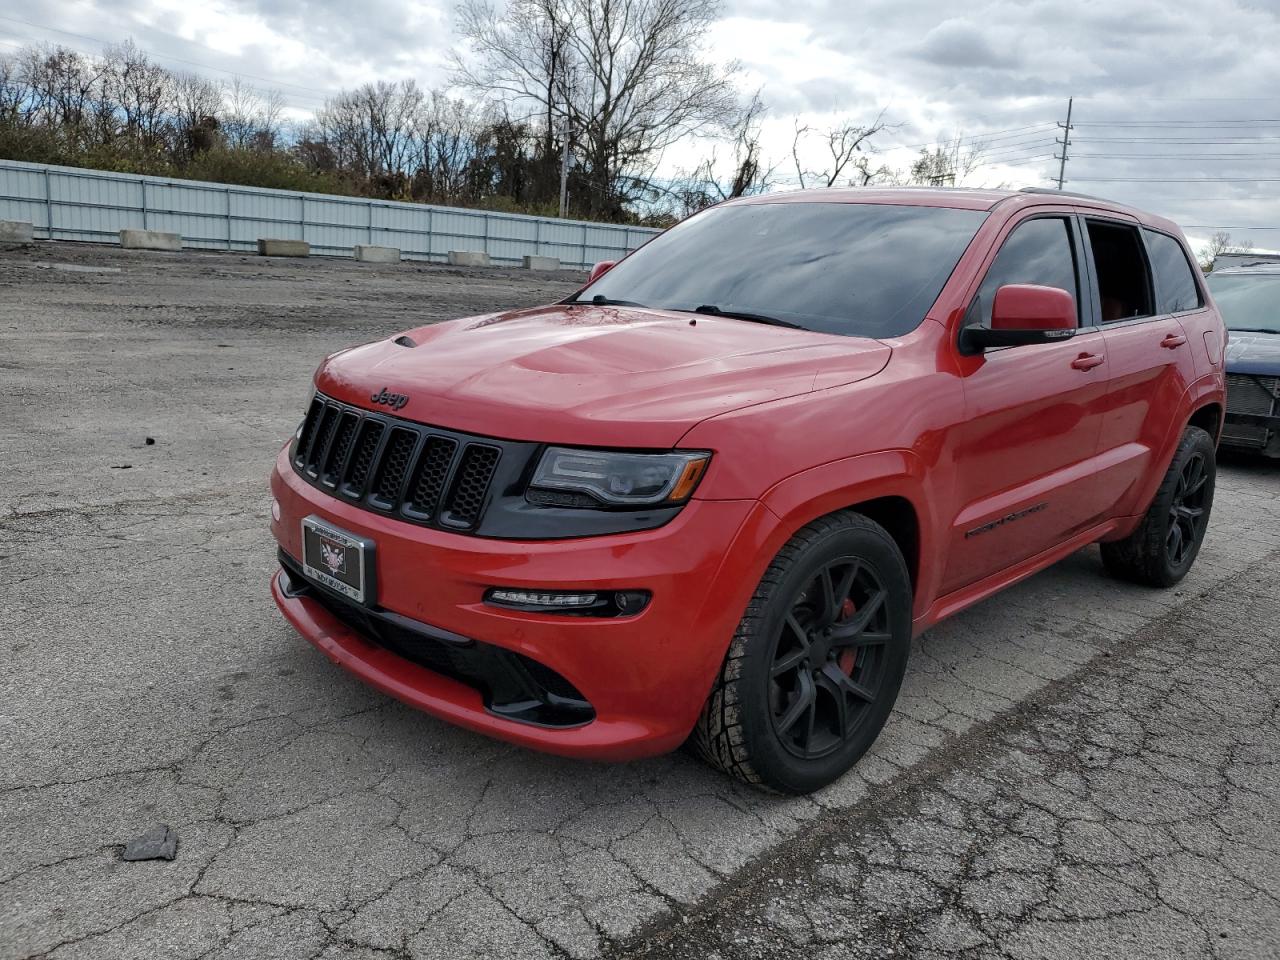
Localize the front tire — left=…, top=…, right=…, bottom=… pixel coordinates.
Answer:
left=1100, top=425, right=1216, bottom=587
left=692, top=512, right=912, bottom=793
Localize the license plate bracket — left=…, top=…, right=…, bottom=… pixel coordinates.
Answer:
left=300, top=516, right=376, bottom=605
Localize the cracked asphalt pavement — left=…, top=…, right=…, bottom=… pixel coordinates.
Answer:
left=2, top=243, right=1278, bottom=959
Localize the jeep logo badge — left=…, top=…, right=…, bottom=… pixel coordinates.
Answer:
left=371, top=387, right=409, bottom=410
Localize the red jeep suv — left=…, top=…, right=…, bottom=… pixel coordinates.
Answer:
left=271, top=188, right=1225, bottom=793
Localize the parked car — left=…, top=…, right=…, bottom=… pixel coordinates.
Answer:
left=270, top=187, right=1225, bottom=793
left=1206, top=263, right=1280, bottom=457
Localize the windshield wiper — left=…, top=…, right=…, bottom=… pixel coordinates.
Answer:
left=580, top=294, right=648, bottom=307
left=689, top=304, right=803, bottom=329
left=1227, top=327, right=1278, bottom=334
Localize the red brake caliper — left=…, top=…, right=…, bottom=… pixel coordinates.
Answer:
left=837, top=598, right=858, bottom=675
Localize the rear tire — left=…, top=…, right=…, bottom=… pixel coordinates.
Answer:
left=691, top=512, right=912, bottom=794
left=1100, top=425, right=1216, bottom=587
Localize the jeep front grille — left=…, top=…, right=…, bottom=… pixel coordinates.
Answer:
left=291, top=393, right=508, bottom=533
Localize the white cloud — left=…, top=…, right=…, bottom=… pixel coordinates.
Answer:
left=6, top=0, right=1279, bottom=251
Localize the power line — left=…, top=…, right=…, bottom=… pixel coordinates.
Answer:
left=990, top=155, right=1057, bottom=167
left=879, top=123, right=1058, bottom=152
left=1072, top=153, right=1280, bottom=160
left=1073, top=119, right=1280, bottom=127
left=978, top=140, right=1060, bottom=160
left=1069, top=136, right=1280, bottom=143
left=1072, top=95, right=1280, bottom=102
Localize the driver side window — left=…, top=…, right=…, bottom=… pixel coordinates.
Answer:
left=970, top=217, right=1080, bottom=328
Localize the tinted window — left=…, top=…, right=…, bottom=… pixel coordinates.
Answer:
left=1205, top=272, right=1280, bottom=334
left=1086, top=220, right=1155, bottom=322
left=1145, top=230, right=1203, bottom=313
left=576, top=202, right=987, bottom=338
left=971, top=217, right=1079, bottom=327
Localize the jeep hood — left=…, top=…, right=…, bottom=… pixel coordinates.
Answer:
left=314, top=304, right=892, bottom=447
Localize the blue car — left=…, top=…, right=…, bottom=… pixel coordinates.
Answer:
left=1207, top=263, right=1280, bottom=458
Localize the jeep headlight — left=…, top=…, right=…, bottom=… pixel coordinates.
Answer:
left=529, top=448, right=710, bottom=507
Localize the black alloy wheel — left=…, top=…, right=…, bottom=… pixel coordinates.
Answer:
left=1166, top=451, right=1209, bottom=566
left=1101, top=424, right=1217, bottom=588
left=768, top=558, right=892, bottom=760
left=692, top=511, right=912, bottom=794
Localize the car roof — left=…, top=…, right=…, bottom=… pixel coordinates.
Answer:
left=727, top=186, right=1184, bottom=234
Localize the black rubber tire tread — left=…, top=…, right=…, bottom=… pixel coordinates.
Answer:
left=691, top=510, right=911, bottom=792
left=1100, top=425, right=1216, bottom=588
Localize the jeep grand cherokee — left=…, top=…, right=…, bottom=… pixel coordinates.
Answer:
left=271, top=188, right=1226, bottom=793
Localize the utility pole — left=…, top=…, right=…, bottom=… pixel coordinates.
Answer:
left=1055, top=97, right=1074, bottom=190
left=558, top=113, right=571, bottom=218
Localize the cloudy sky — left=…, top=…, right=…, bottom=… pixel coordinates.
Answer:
left=4, top=0, right=1279, bottom=254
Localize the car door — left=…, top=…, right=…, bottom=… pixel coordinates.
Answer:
left=1081, top=217, right=1200, bottom=518
left=942, top=213, right=1110, bottom=594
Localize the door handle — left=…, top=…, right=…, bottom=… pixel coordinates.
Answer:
left=1161, top=333, right=1187, bottom=349
left=1071, top=353, right=1105, bottom=371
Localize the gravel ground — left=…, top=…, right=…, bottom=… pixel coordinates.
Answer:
left=1, top=242, right=1277, bottom=960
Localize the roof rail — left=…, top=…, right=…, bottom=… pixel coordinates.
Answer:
left=1018, top=186, right=1115, bottom=204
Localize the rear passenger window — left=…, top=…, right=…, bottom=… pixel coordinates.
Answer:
left=1145, top=230, right=1203, bottom=314
left=1085, top=220, right=1155, bottom=322
left=971, top=217, right=1079, bottom=327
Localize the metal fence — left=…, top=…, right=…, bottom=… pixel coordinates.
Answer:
left=0, top=159, right=659, bottom=267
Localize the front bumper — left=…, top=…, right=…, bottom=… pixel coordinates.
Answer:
left=1223, top=371, right=1280, bottom=456
left=270, top=446, right=768, bottom=760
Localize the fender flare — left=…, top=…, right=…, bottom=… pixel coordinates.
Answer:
left=753, top=449, right=941, bottom=621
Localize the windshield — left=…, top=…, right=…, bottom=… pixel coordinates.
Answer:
left=1207, top=272, right=1280, bottom=334
left=575, top=202, right=988, bottom=338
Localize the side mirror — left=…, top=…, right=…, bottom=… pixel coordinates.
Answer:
left=588, top=260, right=616, bottom=284
left=961, top=283, right=1077, bottom=353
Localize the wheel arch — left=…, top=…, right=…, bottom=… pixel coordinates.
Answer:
left=1106, top=376, right=1225, bottom=540
left=838, top=495, right=920, bottom=595
left=1188, top=401, right=1224, bottom=443
left=755, top=450, right=941, bottom=622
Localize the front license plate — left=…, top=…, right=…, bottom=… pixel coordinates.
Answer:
left=301, top=516, right=374, bottom=605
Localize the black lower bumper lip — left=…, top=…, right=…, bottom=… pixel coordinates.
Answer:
left=278, top=550, right=595, bottom=728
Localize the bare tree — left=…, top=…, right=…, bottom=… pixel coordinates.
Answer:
left=454, top=0, right=744, bottom=217
left=1200, top=231, right=1254, bottom=272
left=222, top=78, right=284, bottom=151
left=312, top=80, right=429, bottom=194
left=28, top=46, right=104, bottom=136
left=417, top=91, right=483, bottom=202
left=910, top=135, right=986, bottom=186
left=170, top=72, right=224, bottom=159
left=0, top=54, right=22, bottom=124
left=102, top=41, right=172, bottom=149
left=659, top=91, right=773, bottom=219
left=791, top=110, right=889, bottom=188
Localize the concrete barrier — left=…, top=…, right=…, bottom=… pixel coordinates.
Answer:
left=354, top=244, right=400, bottom=263
left=257, top=239, right=310, bottom=258
left=448, top=250, right=491, bottom=267
left=522, top=255, right=561, bottom=271
left=0, top=219, right=34, bottom=245
left=119, top=229, right=181, bottom=251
